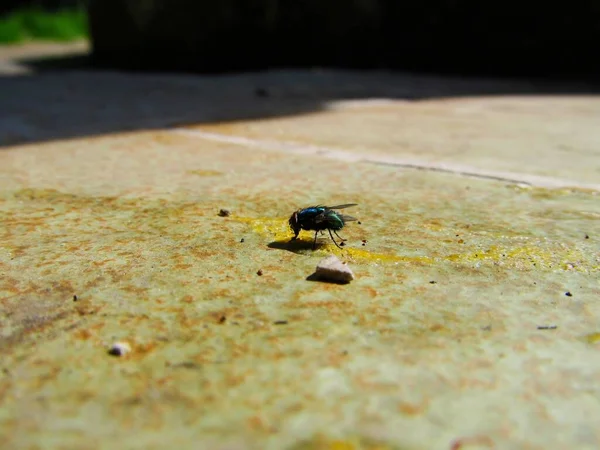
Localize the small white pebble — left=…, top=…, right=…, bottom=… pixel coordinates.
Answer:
left=108, top=342, right=131, bottom=357
left=315, top=255, right=354, bottom=283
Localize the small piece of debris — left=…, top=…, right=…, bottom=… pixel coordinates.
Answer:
left=537, top=325, right=557, bottom=330
left=585, top=234, right=589, bottom=239
left=357, top=221, right=362, bottom=225
left=257, top=269, right=263, bottom=276
left=73, top=295, right=78, bottom=302
left=429, top=280, right=437, bottom=284
left=339, top=241, right=346, bottom=247
left=273, top=320, right=288, bottom=325
left=219, top=315, right=227, bottom=324
left=108, top=342, right=131, bottom=357
left=255, top=87, right=269, bottom=98
left=240, top=238, right=245, bottom=243
left=314, top=255, right=354, bottom=283
left=218, top=209, right=231, bottom=217
left=565, top=291, right=573, bottom=297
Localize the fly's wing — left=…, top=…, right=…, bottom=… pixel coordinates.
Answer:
left=339, top=214, right=357, bottom=222
left=312, top=205, right=358, bottom=228
left=313, top=211, right=329, bottom=224
left=327, top=204, right=357, bottom=223
left=326, top=203, right=357, bottom=210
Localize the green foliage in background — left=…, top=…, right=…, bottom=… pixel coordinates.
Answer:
left=0, top=7, right=88, bottom=44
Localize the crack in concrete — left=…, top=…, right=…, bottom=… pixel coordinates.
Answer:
left=171, top=128, right=599, bottom=190
left=365, top=160, right=529, bottom=185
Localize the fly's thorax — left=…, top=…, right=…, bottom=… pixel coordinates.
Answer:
left=297, top=207, right=325, bottom=220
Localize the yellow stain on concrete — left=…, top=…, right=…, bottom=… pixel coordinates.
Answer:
left=585, top=332, right=600, bottom=344
left=233, top=216, right=599, bottom=272
left=187, top=169, right=224, bottom=177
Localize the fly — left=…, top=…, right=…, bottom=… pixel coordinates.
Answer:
left=288, top=203, right=358, bottom=249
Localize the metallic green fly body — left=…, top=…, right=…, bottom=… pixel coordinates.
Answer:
left=288, top=203, right=358, bottom=249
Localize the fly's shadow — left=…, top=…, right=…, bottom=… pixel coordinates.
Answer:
left=268, top=238, right=327, bottom=254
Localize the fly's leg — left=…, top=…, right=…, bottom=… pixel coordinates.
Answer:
left=312, top=230, right=319, bottom=250
left=333, top=230, right=347, bottom=242
left=328, top=229, right=343, bottom=249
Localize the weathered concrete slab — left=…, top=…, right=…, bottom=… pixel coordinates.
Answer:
left=183, top=96, right=600, bottom=189
left=2, top=42, right=599, bottom=149
left=1, top=44, right=600, bottom=450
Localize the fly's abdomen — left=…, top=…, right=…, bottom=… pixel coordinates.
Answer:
left=324, top=211, right=346, bottom=230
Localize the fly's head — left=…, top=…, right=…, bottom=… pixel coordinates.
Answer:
left=288, top=210, right=301, bottom=238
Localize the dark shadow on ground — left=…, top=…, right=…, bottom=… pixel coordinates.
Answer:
left=305, top=272, right=350, bottom=285
left=2, top=50, right=600, bottom=148
left=268, top=237, right=356, bottom=254
left=268, top=239, right=317, bottom=254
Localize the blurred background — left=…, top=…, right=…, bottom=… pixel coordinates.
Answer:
left=1, top=0, right=599, bottom=78
left=2, top=0, right=599, bottom=148
left=0, top=0, right=87, bottom=44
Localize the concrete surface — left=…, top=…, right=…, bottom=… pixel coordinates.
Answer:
left=1, top=43, right=600, bottom=450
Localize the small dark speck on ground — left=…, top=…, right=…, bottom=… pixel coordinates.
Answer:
left=218, top=209, right=231, bottom=217
left=273, top=320, right=288, bottom=325
left=255, top=88, right=269, bottom=98
left=537, top=325, right=557, bottom=330
left=219, top=315, right=227, bottom=324
left=340, top=241, right=346, bottom=247
left=585, top=234, right=589, bottom=239
left=565, top=291, right=573, bottom=297
left=357, top=221, right=362, bottom=225
left=257, top=269, right=263, bottom=276
left=240, top=238, right=245, bottom=243
left=73, top=295, right=78, bottom=302
left=171, top=361, right=200, bottom=370
left=429, top=280, right=437, bottom=284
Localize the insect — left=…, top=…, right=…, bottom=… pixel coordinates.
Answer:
left=288, top=203, right=358, bottom=249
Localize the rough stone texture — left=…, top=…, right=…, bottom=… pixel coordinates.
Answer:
left=88, top=0, right=600, bottom=76
left=1, top=43, right=600, bottom=450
